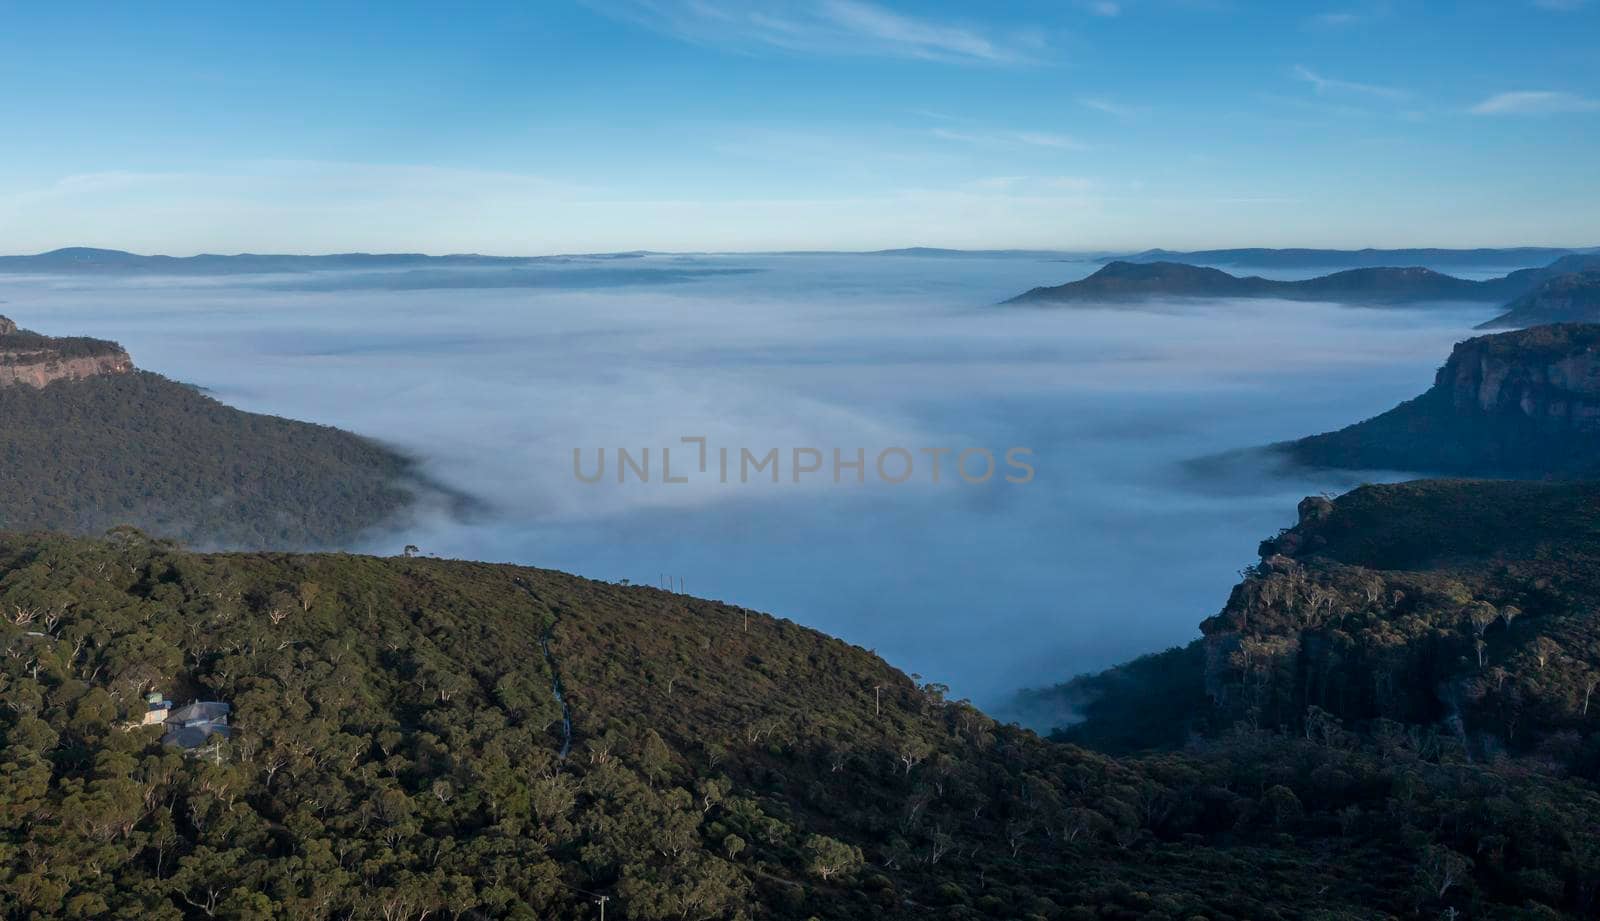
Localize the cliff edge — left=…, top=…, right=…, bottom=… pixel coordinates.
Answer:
left=0, top=314, right=134, bottom=388
left=1279, top=323, right=1600, bottom=476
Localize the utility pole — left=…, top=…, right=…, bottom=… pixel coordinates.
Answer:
left=595, top=895, right=609, bottom=921
left=874, top=684, right=883, bottom=716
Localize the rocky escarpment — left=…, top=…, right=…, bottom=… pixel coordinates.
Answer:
left=1279, top=323, right=1600, bottom=476
left=1478, top=271, right=1600, bottom=329
left=0, top=314, right=134, bottom=387
left=1437, top=322, right=1600, bottom=430
left=1191, top=480, right=1600, bottom=760
left=1035, top=476, right=1600, bottom=774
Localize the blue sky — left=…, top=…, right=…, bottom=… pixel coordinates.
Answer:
left=1, top=0, right=1597, bottom=253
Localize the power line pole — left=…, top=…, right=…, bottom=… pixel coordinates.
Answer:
left=595, top=895, right=609, bottom=921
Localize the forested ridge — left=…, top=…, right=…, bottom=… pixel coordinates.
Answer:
left=6, top=528, right=1600, bottom=919
left=0, top=371, right=433, bottom=548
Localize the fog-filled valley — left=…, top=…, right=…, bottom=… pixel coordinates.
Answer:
left=0, top=252, right=1511, bottom=716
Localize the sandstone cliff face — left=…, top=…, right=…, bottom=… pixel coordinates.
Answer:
left=1281, top=323, right=1600, bottom=477
left=0, top=350, right=134, bottom=388
left=0, top=315, right=135, bottom=388
left=1439, top=326, right=1600, bottom=432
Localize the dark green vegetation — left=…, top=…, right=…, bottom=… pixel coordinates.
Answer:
left=1019, top=479, right=1600, bottom=917
left=9, top=526, right=1600, bottom=919
left=1004, top=255, right=1600, bottom=307
left=1011, top=643, right=1209, bottom=755
left=1481, top=272, right=1600, bottom=329
left=1281, top=324, right=1600, bottom=477
left=0, top=315, right=445, bottom=548
left=0, top=371, right=428, bottom=548
left=0, top=327, right=128, bottom=361
left=1058, top=477, right=1600, bottom=775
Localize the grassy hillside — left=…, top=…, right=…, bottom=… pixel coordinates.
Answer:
left=6, top=531, right=1600, bottom=918
left=0, top=371, right=432, bottom=548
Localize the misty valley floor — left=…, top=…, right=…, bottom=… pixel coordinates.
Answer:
left=0, top=253, right=1509, bottom=715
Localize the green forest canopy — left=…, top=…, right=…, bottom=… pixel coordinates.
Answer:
left=0, top=372, right=433, bottom=548
left=5, top=523, right=1600, bottom=919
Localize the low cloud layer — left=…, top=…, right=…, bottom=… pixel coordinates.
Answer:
left=2, top=253, right=1503, bottom=712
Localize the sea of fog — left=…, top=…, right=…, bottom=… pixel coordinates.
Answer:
left=0, top=253, right=1509, bottom=721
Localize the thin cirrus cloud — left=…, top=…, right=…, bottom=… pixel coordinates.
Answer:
left=1291, top=65, right=1408, bottom=100
left=932, top=128, right=1086, bottom=150
left=585, top=0, right=1046, bottom=65
left=1469, top=90, right=1600, bottom=115
left=1079, top=97, right=1141, bottom=119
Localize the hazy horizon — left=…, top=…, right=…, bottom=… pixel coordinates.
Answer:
left=9, top=241, right=1600, bottom=259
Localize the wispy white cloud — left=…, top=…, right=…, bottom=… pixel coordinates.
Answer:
left=1082, top=1, right=1122, bottom=16
left=1304, top=1, right=1392, bottom=28
left=932, top=128, right=1086, bottom=150
left=1470, top=90, right=1600, bottom=115
left=1079, top=96, right=1142, bottom=119
left=585, top=0, right=1046, bottom=65
left=1292, top=65, right=1408, bottom=100
left=967, top=175, right=1096, bottom=193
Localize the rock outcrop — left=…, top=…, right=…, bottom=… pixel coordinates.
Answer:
left=1040, top=477, right=1600, bottom=770
left=0, top=316, right=134, bottom=388
left=1439, top=322, right=1600, bottom=430
left=1189, top=479, right=1600, bottom=755
left=1278, top=323, right=1600, bottom=476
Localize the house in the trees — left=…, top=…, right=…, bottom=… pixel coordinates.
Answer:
left=163, top=701, right=233, bottom=748
left=134, top=691, right=232, bottom=749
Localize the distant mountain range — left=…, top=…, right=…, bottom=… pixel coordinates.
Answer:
left=1005, top=254, right=1600, bottom=307
left=0, top=246, right=657, bottom=275
left=7, top=244, right=1596, bottom=276
left=1101, top=245, right=1597, bottom=270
